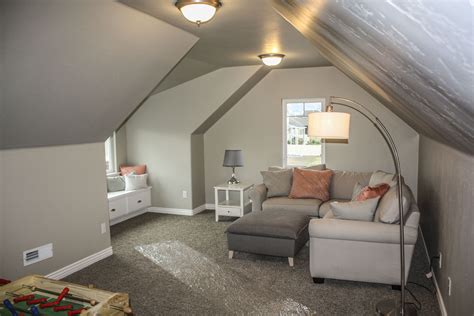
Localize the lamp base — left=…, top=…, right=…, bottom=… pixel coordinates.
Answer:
left=376, top=299, right=418, bottom=316
left=227, top=174, right=239, bottom=185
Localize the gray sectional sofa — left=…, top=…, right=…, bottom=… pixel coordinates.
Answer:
left=226, top=168, right=420, bottom=286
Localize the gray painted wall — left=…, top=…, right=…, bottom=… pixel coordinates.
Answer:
left=1, top=0, right=197, bottom=149
left=418, top=136, right=474, bottom=315
left=204, top=66, right=419, bottom=203
left=1, top=143, right=111, bottom=279
left=125, top=66, right=261, bottom=210
left=0, top=151, right=4, bottom=275
left=191, top=134, right=206, bottom=209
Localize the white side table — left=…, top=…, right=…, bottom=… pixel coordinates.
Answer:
left=214, top=183, right=253, bottom=222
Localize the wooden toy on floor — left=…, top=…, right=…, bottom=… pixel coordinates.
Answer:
left=0, top=275, right=132, bottom=315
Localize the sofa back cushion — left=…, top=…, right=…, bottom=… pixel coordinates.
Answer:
left=260, top=169, right=293, bottom=197
left=330, top=170, right=372, bottom=200
left=289, top=168, right=333, bottom=201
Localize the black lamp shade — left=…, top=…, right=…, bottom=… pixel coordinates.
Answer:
left=223, top=150, right=244, bottom=167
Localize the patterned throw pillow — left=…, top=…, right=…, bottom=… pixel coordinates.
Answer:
left=288, top=168, right=334, bottom=201
left=353, top=183, right=390, bottom=201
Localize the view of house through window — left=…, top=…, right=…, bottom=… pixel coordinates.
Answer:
left=104, top=133, right=116, bottom=174
left=283, top=99, right=325, bottom=167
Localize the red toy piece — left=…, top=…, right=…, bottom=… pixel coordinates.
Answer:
left=54, top=304, right=73, bottom=312
left=40, top=287, right=70, bottom=309
left=0, top=279, right=11, bottom=286
left=68, top=309, right=84, bottom=315
left=27, top=297, right=48, bottom=305
left=13, top=294, right=35, bottom=303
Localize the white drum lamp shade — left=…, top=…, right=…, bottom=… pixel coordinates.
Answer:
left=308, top=112, right=351, bottom=139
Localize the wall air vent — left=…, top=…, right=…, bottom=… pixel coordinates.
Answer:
left=23, top=243, right=53, bottom=266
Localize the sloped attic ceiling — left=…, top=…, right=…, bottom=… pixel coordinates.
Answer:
left=273, top=0, right=474, bottom=155
left=0, top=0, right=197, bottom=149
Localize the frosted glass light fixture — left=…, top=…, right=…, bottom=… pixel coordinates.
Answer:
left=258, top=53, right=285, bottom=66
left=175, top=0, right=222, bottom=26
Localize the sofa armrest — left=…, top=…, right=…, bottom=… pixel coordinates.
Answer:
left=249, top=183, right=267, bottom=212
left=309, top=218, right=418, bottom=245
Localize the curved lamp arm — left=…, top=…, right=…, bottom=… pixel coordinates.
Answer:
left=327, top=96, right=409, bottom=315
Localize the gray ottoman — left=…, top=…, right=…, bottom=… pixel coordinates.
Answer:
left=225, top=209, right=310, bottom=266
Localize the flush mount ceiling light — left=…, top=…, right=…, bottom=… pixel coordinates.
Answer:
left=258, top=53, right=285, bottom=66
left=175, top=0, right=222, bottom=26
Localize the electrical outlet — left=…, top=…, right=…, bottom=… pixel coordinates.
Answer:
left=182, top=190, right=188, bottom=198
left=448, top=277, right=452, bottom=296
left=439, top=252, right=442, bottom=269
left=101, top=223, right=107, bottom=234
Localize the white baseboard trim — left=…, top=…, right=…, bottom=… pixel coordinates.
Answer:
left=205, top=203, right=215, bottom=210
left=46, top=247, right=113, bottom=280
left=110, top=208, right=148, bottom=226
left=419, top=228, right=448, bottom=316
left=148, top=204, right=208, bottom=216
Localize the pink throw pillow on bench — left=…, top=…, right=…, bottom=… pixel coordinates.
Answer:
left=120, top=164, right=147, bottom=176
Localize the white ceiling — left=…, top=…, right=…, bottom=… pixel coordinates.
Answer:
left=120, top=0, right=330, bottom=69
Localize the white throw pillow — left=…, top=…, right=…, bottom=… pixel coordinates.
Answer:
left=329, top=197, right=380, bottom=222
left=369, top=170, right=396, bottom=187
left=351, top=182, right=365, bottom=200
left=376, top=185, right=411, bottom=224
left=125, top=173, right=148, bottom=191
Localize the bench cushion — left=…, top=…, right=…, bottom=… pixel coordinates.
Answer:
left=226, top=209, right=309, bottom=240
left=262, top=197, right=322, bottom=216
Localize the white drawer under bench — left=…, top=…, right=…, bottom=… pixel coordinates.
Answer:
left=107, top=186, right=152, bottom=225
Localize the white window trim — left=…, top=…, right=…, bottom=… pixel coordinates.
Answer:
left=282, top=98, right=326, bottom=168
left=105, top=132, right=118, bottom=175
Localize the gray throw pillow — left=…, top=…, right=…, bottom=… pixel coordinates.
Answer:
left=107, top=176, right=125, bottom=192
left=330, top=197, right=380, bottom=222
left=376, top=185, right=411, bottom=224
left=260, top=169, right=293, bottom=197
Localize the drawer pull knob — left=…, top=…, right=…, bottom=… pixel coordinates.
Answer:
left=111, top=208, right=116, bottom=212
left=137, top=200, right=142, bottom=203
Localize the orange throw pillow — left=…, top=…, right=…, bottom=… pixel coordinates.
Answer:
left=354, top=183, right=390, bottom=201
left=289, top=168, right=334, bottom=201
left=120, top=164, right=147, bottom=176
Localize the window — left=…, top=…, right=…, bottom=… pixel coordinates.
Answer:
left=283, top=98, right=325, bottom=167
left=104, top=133, right=116, bottom=174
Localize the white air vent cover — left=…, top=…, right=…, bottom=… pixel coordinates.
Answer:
left=23, top=243, right=53, bottom=266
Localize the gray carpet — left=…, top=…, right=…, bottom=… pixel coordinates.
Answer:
left=64, top=211, right=440, bottom=315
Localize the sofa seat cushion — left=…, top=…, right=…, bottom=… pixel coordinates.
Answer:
left=318, top=199, right=349, bottom=217
left=262, top=197, right=322, bottom=216
left=226, top=209, right=309, bottom=240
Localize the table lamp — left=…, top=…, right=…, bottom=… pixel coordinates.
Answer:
left=308, top=96, right=416, bottom=316
left=223, top=150, right=243, bottom=184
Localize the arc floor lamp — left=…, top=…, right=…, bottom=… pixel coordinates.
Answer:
left=308, top=96, right=416, bottom=316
